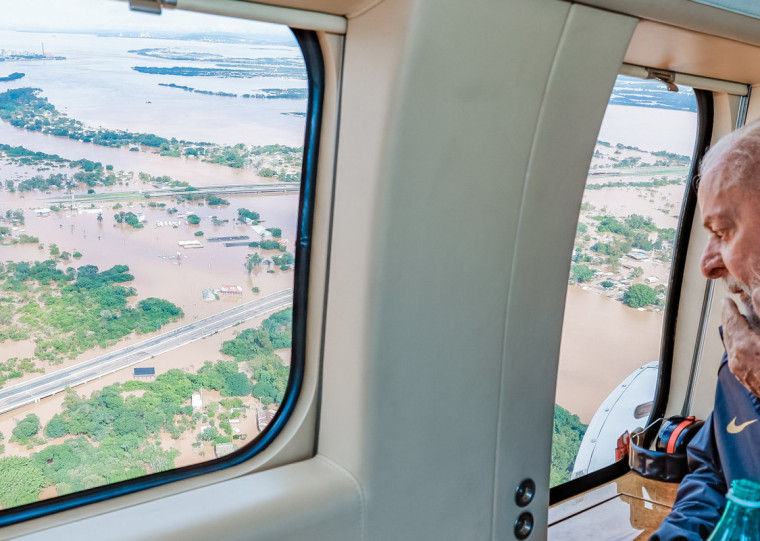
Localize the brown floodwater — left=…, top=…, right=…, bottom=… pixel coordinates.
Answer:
left=2, top=190, right=299, bottom=304
left=581, top=182, right=685, bottom=230
left=0, top=22, right=303, bottom=505
left=0, top=187, right=299, bottom=374
left=0, top=30, right=307, bottom=147
left=0, top=131, right=299, bottom=476
left=0, top=121, right=283, bottom=187
left=0, top=26, right=303, bottom=472
left=556, top=286, right=663, bottom=424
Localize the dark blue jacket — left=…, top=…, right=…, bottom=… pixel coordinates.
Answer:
left=650, top=354, right=760, bottom=540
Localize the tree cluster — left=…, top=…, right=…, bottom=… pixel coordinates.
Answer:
left=623, top=284, right=658, bottom=308
left=571, top=264, right=595, bottom=283
left=551, top=405, right=587, bottom=487
left=114, top=211, right=143, bottom=228
left=221, top=308, right=292, bottom=405
left=0, top=261, right=183, bottom=363
left=237, top=208, right=260, bottom=224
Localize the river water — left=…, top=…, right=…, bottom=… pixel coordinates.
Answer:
left=0, top=120, right=276, bottom=186
left=0, top=27, right=304, bottom=380
left=557, top=286, right=664, bottom=423
left=597, top=104, right=698, bottom=156
left=0, top=29, right=307, bottom=146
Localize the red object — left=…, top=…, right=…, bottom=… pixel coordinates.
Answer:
left=616, top=431, right=631, bottom=462
left=667, top=416, right=696, bottom=454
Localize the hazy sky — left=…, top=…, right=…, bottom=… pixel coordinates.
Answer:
left=0, top=0, right=292, bottom=36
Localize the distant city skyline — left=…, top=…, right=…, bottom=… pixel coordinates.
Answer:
left=0, top=0, right=292, bottom=38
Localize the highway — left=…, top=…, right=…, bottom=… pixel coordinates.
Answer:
left=0, top=289, right=293, bottom=415
left=142, top=183, right=300, bottom=197
left=45, top=182, right=300, bottom=204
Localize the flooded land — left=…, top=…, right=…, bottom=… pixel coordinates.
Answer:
left=557, top=127, right=695, bottom=423
left=0, top=19, right=306, bottom=509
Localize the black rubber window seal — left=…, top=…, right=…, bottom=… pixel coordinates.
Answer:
left=0, top=28, right=324, bottom=528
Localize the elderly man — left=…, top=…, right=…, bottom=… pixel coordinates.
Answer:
left=651, top=120, right=760, bottom=540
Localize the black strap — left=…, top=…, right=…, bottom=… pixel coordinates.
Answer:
left=628, top=417, right=703, bottom=483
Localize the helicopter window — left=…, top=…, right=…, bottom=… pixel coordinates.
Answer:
left=0, top=0, right=318, bottom=524
left=550, top=75, right=698, bottom=488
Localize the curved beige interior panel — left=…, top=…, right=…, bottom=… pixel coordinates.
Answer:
left=238, top=0, right=385, bottom=18
left=625, top=20, right=760, bottom=85
left=575, top=0, right=760, bottom=46
left=177, top=0, right=348, bottom=32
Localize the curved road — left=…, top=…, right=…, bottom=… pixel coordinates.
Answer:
left=0, top=289, right=293, bottom=415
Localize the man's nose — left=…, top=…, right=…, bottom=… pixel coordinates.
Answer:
left=700, top=238, right=726, bottom=279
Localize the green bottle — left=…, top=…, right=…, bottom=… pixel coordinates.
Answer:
left=707, top=479, right=760, bottom=541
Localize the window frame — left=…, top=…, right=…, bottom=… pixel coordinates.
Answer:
left=0, top=27, right=325, bottom=528
left=549, top=83, right=714, bottom=505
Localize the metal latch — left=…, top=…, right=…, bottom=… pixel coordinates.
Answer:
left=128, top=0, right=177, bottom=15
left=646, top=68, right=679, bottom=92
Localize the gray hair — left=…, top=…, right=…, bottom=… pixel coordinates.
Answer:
left=700, top=119, right=760, bottom=191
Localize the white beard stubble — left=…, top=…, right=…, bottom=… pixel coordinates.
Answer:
left=724, top=275, right=760, bottom=333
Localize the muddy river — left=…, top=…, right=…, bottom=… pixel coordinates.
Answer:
left=0, top=25, right=305, bottom=474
